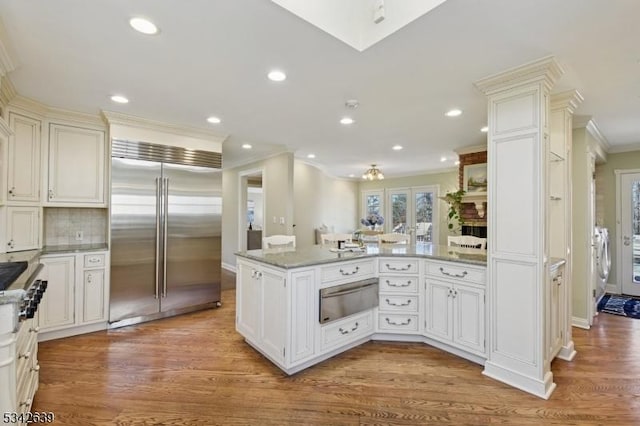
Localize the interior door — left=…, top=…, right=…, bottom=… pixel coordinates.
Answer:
left=621, top=172, right=640, bottom=296
left=386, top=186, right=438, bottom=242
left=162, top=163, right=221, bottom=312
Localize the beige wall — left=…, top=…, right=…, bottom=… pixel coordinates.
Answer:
left=222, top=152, right=294, bottom=269
left=358, top=170, right=458, bottom=246
left=596, top=150, right=640, bottom=289
left=293, top=161, right=359, bottom=247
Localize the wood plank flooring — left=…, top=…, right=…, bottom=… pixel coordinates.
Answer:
left=32, top=273, right=640, bottom=425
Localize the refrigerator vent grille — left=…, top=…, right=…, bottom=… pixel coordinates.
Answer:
left=111, top=139, right=222, bottom=169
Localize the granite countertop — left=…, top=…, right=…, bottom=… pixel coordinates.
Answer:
left=236, top=243, right=487, bottom=269
left=0, top=249, right=42, bottom=305
left=42, top=243, right=109, bottom=254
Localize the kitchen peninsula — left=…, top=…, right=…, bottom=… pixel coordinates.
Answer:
left=235, top=244, right=487, bottom=375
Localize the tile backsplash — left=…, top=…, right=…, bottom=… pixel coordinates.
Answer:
left=44, top=208, right=108, bottom=246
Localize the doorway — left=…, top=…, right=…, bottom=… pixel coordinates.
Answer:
left=386, top=186, right=438, bottom=243
left=239, top=169, right=264, bottom=251
left=619, top=171, right=640, bottom=296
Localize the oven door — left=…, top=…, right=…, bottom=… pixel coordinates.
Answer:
left=320, top=278, right=378, bottom=324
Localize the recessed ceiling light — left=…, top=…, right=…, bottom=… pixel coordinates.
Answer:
left=440, top=157, right=447, bottom=162
left=481, top=126, right=489, bottom=133
left=267, top=70, right=287, bottom=82
left=348, top=174, right=355, bottom=178
left=206, top=116, right=221, bottom=124
left=307, top=154, right=316, bottom=159
left=242, top=144, right=252, bottom=149
left=110, top=95, right=129, bottom=104
left=445, top=109, right=462, bottom=117
left=340, top=117, right=354, bottom=125
left=392, top=145, right=403, bottom=151
left=129, top=17, right=159, bottom=35
left=454, top=160, right=461, bottom=166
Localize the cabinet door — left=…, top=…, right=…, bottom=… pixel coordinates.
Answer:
left=48, top=124, right=105, bottom=205
left=289, top=269, right=316, bottom=363
left=38, top=256, right=75, bottom=331
left=7, top=113, right=41, bottom=203
left=452, top=284, right=485, bottom=355
left=6, top=206, right=39, bottom=252
left=425, top=279, right=452, bottom=341
left=83, top=269, right=105, bottom=323
left=548, top=271, right=563, bottom=359
left=260, top=269, right=287, bottom=364
left=236, top=261, right=261, bottom=341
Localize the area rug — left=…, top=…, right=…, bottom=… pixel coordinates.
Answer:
left=597, top=294, right=640, bottom=319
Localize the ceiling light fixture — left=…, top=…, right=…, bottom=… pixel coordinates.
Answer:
left=340, top=117, right=355, bottom=125
left=440, top=156, right=447, bottom=162
left=454, top=160, right=461, bottom=166
left=129, top=17, right=159, bottom=35
left=392, top=145, right=403, bottom=151
left=348, top=174, right=355, bottom=178
left=267, top=70, right=287, bottom=82
left=307, top=154, right=316, bottom=159
left=362, top=164, right=384, bottom=180
left=481, top=126, right=489, bottom=132
left=241, top=144, right=252, bottom=149
left=445, top=109, right=462, bottom=117
left=110, top=95, right=129, bottom=104
left=206, top=116, right=221, bottom=124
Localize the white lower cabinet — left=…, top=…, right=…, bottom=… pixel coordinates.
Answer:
left=38, top=251, right=110, bottom=339
left=425, top=277, right=485, bottom=356
left=320, top=310, right=374, bottom=351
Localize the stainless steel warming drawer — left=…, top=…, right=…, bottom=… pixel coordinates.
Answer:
left=320, top=278, right=379, bottom=324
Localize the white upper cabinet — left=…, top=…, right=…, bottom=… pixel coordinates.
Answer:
left=6, top=206, right=40, bottom=252
left=47, top=123, right=106, bottom=206
left=7, top=112, right=41, bottom=203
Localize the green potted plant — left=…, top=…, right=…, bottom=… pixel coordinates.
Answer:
left=442, top=189, right=465, bottom=233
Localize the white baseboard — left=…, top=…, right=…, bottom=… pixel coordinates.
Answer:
left=222, top=262, right=236, bottom=273
left=483, top=361, right=556, bottom=400
left=572, top=316, right=591, bottom=330
left=605, top=283, right=618, bottom=294
left=557, top=341, right=577, bottom=361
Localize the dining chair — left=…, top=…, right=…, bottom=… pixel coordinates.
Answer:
left=320, top=233, right=353, bottom=246
left=447, top=235, right=487, bottom=249
left=263, top=235, right=296, bottom=248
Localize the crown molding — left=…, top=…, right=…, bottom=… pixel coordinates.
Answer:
left=572, top=114, right=592, bottom=129
left=0, top=115, right=12, bottom=137
left=550, top=89, right=584, bottom=114
left=474, top=56, right=564, bottom=95
left=102, top=110, right=228, bottom=144
left=7, top=94, right=49, bottom=117
left=606, top=142, right=640, bottom=154
left=584, top=119, right=610, bottom=152
left=454, top=144, right=487, bottom=155
left=0, top=76, right=16, bottom=107
left=223, top=148, right=292, bottom=170
left=0, top=22, right=16, bottom=77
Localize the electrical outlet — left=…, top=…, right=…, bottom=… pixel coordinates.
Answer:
left=279, top=217, right=285, bottom=225
left=75, top=230, right=83, bottom=241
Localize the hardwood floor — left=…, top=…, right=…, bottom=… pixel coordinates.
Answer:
left=33, top=274, right=640, bottom=425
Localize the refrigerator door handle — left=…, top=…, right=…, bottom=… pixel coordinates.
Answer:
left=163, top=177, right=169, bottom=298
left=155, top=177, right=161, bottom=299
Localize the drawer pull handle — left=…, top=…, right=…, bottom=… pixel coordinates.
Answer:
left=385, top=263, right=412, bottom=271
left=29, top=326, right=40, bottom=333
left=339, top=266, right=360, bottom=276
left=386, top=280, right=411, bottom=287
left=439, top=267, right=467, bottom=278
left=31, top=364, right=41, bottom=372
left=20, top=399, right=32, bottom=407
left=338, top=322, right=359, bottom=335
left=385, top=317, right=411, bottom=326
left=385, top=298, right=412, bottom=307
left=19, top=351, right=31, bottom=360
left=88, top=258, right=101, bottom=263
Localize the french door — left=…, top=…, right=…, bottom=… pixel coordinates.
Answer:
left=620, top=172, right=640, bottom=296
left=386, top=186, right=438, bottom=243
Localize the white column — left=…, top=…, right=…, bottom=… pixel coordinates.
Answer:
left=475, top=56, right=563, bottom=399
left=550, top=90, right=583, bottom=361
left=0, top=303, right=18, bottom=417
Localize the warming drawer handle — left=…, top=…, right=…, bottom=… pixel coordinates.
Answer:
left=386, top=280, right=411, bottom=287
left=385, top=317, right=412, bottom=326
left=323, top=282, right=376, bottom=298
left=339, top=266, right=359, bottom=276
left=385, top=263, right=412, bottom=271
left=385, top=298, right=412, bottom=307
left=338, top=322, right=359, bottom=335
left=439, top=267, right=468, bottom=278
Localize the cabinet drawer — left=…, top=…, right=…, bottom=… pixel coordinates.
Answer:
left=379, top=275, right=418, bottom=293
left=378, top=313, right=419, bottom=332
left=379, top=294, right=419, bottom=313
left=320, top=259, right=375, bottom=284
left=426, top=261, right=485, bottom=285
left=84, top=253, right=105, bottom=268
left=320, top=310, right=374, bottom=351
left=379, top=258, right=419, bottom=274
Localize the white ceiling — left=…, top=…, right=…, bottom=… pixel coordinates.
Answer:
left=0, top=0, right=638, bottom=179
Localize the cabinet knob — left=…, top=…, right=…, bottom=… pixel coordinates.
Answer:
left=29, top=326, right=40, bottom=333
left=7, top=239, right=14, bottom=248
left=20, top=399, right=32, bottom=407
left=19, top=351, right=31, bottom=360
left=8, top=187, right=14, bottom=196
left=87, top=274, right=92, bottom=283
left=31, top=364, right=41, bottom=372
left=48, top=189, right=54, bottom=199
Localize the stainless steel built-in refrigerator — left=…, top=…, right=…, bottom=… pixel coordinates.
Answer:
left=109, top=139, right=222, bottom=328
